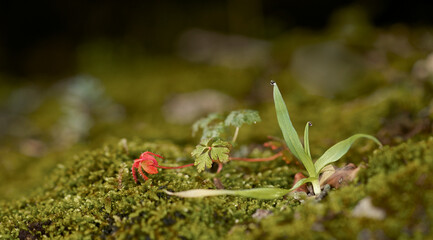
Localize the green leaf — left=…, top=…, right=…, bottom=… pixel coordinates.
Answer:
left=165, top=189, right=235, bottom=198
left=165, top=177, right=316, bottom=200
left=192, top=138, right=231, bottom=172
left=192, top=146, right=213, bottom=172
left=224, top=110, right=261, bottom=128
left=192, top=113, right=225, bottom=139
left=314, top=134, right=382, bottom=173
left=304, top=122, right=312, bottom=159
left=272, top=81, right=316, bottom=177
left=202, top=123, right=225, bottom=139
left=165, top=188, right=290, bottom=200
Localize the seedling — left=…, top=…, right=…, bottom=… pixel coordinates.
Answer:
left=191, top=109, right=261, bottom=172
left=192, top=110, right=261, bottom=143
left=192, top=138, right=230, bottom=173
left=270, top=80, right=381, bottom=195
left=192, top=113, right=225, bottom=140
left=166, top=81, right=382, bottom=199
left=224, top=110, right=261, bottom=143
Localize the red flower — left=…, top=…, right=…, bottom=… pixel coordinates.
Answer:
left=132, top=152, right=163, bottom=183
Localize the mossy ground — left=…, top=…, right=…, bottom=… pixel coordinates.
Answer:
left=1, top=137, right=433, bottom=239
left=2, top=10, right=433, bottom=239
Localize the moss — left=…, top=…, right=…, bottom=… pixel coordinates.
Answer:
left=1, top=79, right=432, bottom=238
left=0, top=140, right=298, bottom=239
left=1, top=138, right=433, bottom=239
left=226, top=137, right=433, bottom=240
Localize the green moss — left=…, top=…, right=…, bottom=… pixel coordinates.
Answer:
left=226, top=137, right=433, bottom=240
left=1, top=78, right=432, bottom=238
left=0, top=140, right=297, bottom=239
left=1, top=138, right=433, bottom=239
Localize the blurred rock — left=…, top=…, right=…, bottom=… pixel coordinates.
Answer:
left=375, top=31, right=414, bottom=58
left=352, top=197, right=386, bottom=220
left=163, top=89, right=236, bottom=124
left=290, top=41, right=364, bottom=97
left=19, top=139, right=47, bottom=157
left=0, top=87, right=43, bottom=138
left=4, top=87, right=42, bottom=114
left=178, top=29, right=270, bottom=68
left=252, top=209, right=273, bottom=221
left=52, top=75, right=125, bottom=147
left=412, top=52, right=433, bottom=79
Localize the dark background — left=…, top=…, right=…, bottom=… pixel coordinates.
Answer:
left=1, top=0, right=433, bottom=78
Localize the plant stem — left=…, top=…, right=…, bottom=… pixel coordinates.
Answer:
left=229, top=152, right=283, bottom=162
left=156, top=163, right=194, bottom=169
left=216, top=163, right=223, bottom=174
left=311, top=178, right=321, bottom=196
left=232, top=127, right=240, bottom=143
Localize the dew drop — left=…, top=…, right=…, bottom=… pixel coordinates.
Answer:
left=270, top=80, right=276, bottom=86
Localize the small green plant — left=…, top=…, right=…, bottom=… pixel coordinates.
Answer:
left=192, top=113, right=225, bottom=140
left=192, top=138, right=230, bottom=172
left=270, top=80, right=381, bottom=195
left=191, top=110, right=261, bottom=172
left=192, top=110, right=261, bottom=142
left=166, top=81, right=382, bottom=199
left=224, top=110, right=261, bottom=143
left=130, top=110, right=263, bottom=183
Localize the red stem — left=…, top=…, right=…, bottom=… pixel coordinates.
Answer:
left=216, top=162, right=223, bottom=174
left=156, top=163, right=194, bottom=169
left=229, top=152, right=283, bottom=162
left=154, top=151, right=282, bottom=171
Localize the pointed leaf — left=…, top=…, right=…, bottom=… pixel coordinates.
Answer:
left=314, top=134, right=382, bottom=173
left=165, top=177, right=316, bottom=200
left=165, top=188, right=290, bottom=199
left=304, top=122, right=312, bottom=158
left=165, top=189, right=234, bottom=198
left=272, top=82, right=315, bottom=176
left=289, top=177, right=316, bottom=192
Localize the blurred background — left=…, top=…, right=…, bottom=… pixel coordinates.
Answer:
left=1, top=0, right=433, bottom=200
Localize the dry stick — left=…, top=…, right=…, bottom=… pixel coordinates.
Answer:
left=229, top=152, right=283, bottom=162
